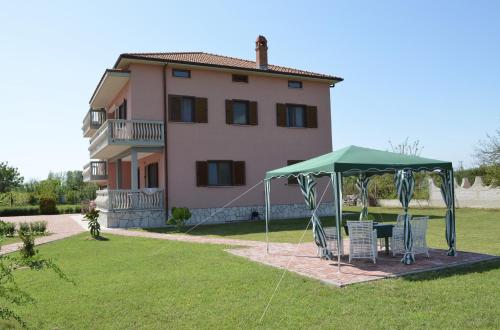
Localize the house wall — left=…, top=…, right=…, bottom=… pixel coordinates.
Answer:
left=107, top=161, right=131, bottom=189
left=103, top=63, right=334, bottom=210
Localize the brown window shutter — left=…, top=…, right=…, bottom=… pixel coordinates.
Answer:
left=168, top=95, right=182, bottom=121
left=276, top=103, right=286, bottom=127
left=233, top=161, right=246, bottom=186
left=225, top=100, right=233, bottom=124
left=248, top=101, right=258, bottom=125
left=306, top=106, right=318, bottom=128
left=196, top=161, right=208, bottom=186
left=195, top=97, right=208, bottom=123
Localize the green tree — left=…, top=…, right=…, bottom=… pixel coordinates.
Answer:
left=0, top=162, right=23, bottom=193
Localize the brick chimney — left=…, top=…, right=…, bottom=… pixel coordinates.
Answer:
left=255, top=35, right=268, bottom=70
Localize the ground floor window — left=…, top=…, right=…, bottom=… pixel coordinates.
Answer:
left=196, top=161, right=246, bottom=186
left=146, top=162, right=159, bottom=188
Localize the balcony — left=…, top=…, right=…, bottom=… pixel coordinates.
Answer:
left=89, top=119, right=164, bottom=159
left=95, top=189, right=164, bottom=211
left=82, top=109, right=107, bottom=138
left=83, top=161, right=108, bottom=183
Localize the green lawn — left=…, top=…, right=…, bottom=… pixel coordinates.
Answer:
left=142, top=207, right=500, bottom=255
left=0, top=236, right=21, bottom=246
left=5, top=207, right=500, bottom=329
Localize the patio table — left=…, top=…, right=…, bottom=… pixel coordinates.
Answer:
left=343, top=223, right=394, bottom=255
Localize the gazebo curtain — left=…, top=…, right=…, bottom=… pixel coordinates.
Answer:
left=356, top=173, right=370, bottom=220
left=395, top=169, right=415, bottom=264
left=440, top=170, right=457, bottom=256
left=297, top=175, right=333, bottom=260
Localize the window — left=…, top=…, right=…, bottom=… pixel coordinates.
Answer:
left=116, top=100, right=127, bottom=119
left=172, top=69, right=191, bottom=78
left=146, top=163, right=159, bottom=188
left=180, top=97, right=195, bottom=122
left=225, top=100, right=258, bottom=125
left=287, top=160, right=304, bottom=184
left=168, top=95, right=207, bottom=123
left=286, top=105, right=305, bottom=127
left=208, top=161, right=232, bottom=186
left=196, top=161, right=246, bottom=186
left=232, top=74, right=248, bottom=83
left=276, top=104, right=317, bottom=128
left=288, top=80, right=303, bottom=89
left=232, top=101, right=249, bottom=125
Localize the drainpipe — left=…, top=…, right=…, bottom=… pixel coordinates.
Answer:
left=162, top=63, right=169, bottom=212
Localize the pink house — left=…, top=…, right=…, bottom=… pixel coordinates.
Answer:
left=82, top=36, right=342, bottom=227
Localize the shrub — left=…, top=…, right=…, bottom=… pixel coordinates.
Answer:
left=0, top=206, right=39, bottom=217
left=0, top=221, right=16, bottom=237
left=84, top=209, right=100, bottom=238
left=18, top=222, right=31, bottom=236
left=39, top=197, right=57, bottom=215
left=167, top=207, right=192, bottom=232
left=29, top=221, right=48, bottom=235
left=18, top=231, right=37, bottom=259
left=57, top=204, right=81, bottom=214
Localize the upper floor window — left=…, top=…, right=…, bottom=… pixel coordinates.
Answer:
left=116, top=99, right=127, bottom=119
left=276, top=103, right=318, bottom=128
left=286, top=105, right=305, bottom=127
left=225, top=100, right=258, bottom=125
left=288, top=80, right=303, bottom=89
left=196, top=161, right=246, bottom=186
left=232, top=74, right=248, bottom=83
left=168, top=95, right=208, bottom=123
left=172, top=69, right=191, bottom=78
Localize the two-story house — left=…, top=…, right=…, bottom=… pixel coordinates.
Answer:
left=82, top=36, right=342, bottom=228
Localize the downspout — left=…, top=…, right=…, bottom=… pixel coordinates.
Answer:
left=163, top=63, right=169, bottom=212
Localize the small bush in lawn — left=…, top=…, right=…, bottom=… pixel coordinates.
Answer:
left=39, top=197, right=57, bottom=215
left=29, top=221, right=48, bottom=235
left=18, top=231, right=38, bottom=259
left=18, top=222, right=31, bottom=236
left=0, top=221, right=16, bottom=237
left=167, top=207, right=192, bottom=232
left=84, top=209, right=100, bottom=238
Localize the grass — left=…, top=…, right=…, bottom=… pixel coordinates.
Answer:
left=4, top=207, right=500, bottom=329
left=140, top=207, right=500, bottom=254
left=0, top=236, right=22, bottom=246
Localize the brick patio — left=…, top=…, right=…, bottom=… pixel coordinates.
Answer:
left=227, top=241, right=498, bottom=287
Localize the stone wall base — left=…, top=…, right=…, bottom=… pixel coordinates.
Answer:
left=97, top=202, right=334, bottom=228
left=98, top=209, right=166, bottom=228
left=185, top=202, right=334, bottom=226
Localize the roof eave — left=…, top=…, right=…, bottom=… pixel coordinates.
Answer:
left=113, top=54, right=343, bottom=84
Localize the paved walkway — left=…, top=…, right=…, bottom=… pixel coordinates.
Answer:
left=0, top=214, right=86, bottom=255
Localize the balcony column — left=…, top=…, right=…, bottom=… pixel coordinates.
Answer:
left=131, top=148, right=139, bottom=191
left=116, top=159, right=122, bottom=189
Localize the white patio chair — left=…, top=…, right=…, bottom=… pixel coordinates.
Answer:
left=347, top=221, right=378, bottom=264
left=391, top=216, right=429, bottom=258
left=324, top=227, right=343, bottom=256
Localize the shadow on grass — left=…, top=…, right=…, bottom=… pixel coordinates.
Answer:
left=140, top=209, right=443, bottom=238
left=90, top=236, right=110, bottom=241
left=401, top=258, right=500, bottom=282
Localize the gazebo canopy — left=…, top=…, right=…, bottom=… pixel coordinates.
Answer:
left=265, top=145, right=452, bottom=179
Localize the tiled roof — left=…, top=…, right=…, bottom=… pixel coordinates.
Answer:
left=115, top=52, right=342, bottom=81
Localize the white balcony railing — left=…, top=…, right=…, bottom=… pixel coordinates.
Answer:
left=82, top=109, right=107, bottom=137
left=95, top=189, right=164, bottom=211
left=83, top=161, right=108, bottom=182
left=89, top=119, right=164, bottom=159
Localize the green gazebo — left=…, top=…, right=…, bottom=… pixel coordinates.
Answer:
left=264, top=145, right=456, bottom=271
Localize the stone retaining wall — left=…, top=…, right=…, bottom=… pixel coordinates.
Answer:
left=98, top=209, right=166, bottom=228
left=186, top=202, right=334, bottom=225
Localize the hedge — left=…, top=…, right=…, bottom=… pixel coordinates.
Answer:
left=0, top=205, right=81, bottom=217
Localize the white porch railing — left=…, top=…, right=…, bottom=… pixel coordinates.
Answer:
left=95, top=189, right=164, bottom=211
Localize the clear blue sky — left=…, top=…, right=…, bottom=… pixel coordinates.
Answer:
left=0, top=1, right=498, bottom=181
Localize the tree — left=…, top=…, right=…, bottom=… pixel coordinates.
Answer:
left=388, top=137, right=423, bottom=156
left=474, top=128, right=500, bottom=165
left=0, top=162, right=23, bottom=193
